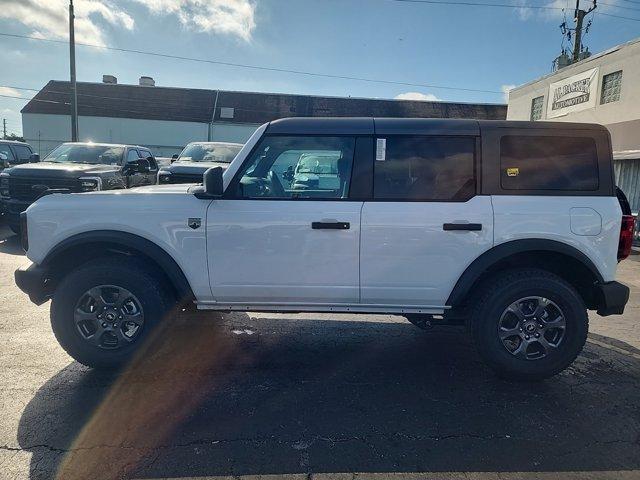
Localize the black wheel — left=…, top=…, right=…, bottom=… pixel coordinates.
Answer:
left=470, top=269, right=588, bottom=381
left=51, top=258, right=174, bottom=369
left=9, top=224, right=20, bottom=235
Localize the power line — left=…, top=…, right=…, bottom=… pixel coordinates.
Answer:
left=0, top=32, right=503, bottom=95
left=388, top=0, right=640, bottom=18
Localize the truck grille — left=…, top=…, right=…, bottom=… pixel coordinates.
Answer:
left=169, top=173, right=203, bottom=184
left=8, top=177, right=80, bottom=201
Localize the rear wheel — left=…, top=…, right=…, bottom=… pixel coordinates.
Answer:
left=470, top=269, right=588, bottom=381
left=51, top=258, right=173, bottom=369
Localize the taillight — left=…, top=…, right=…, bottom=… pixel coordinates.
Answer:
left=19, top=212, right=28, bottom=252
left=618, top=214, right=635, bottom=261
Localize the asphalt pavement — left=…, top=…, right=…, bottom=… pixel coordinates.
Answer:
left=1, top=225, right=639, bottom=480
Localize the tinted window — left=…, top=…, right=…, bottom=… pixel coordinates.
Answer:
left=500, top=135, right=599, bottom=191
left=0, top=144, right=16, bottom=162
left=13, top=145, right=32, bottom=161
left=373, top=136, right=476, bottom=201
left=232, top=136, right=355, bottom=199
left=126, top=149, right=139, bottom=163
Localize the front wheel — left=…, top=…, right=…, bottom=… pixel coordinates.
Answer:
left=51, top=258, right=174, bottom=369
left=470, top=269, right=588, bottom=381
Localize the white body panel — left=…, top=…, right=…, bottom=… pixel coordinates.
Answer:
left=360, top=196, right=494, bottom=307
left=25, top=185, right=215, bottom=302
left=206, top=200, right=363, bottom=304
left=491, top=196, right=622, bottom=282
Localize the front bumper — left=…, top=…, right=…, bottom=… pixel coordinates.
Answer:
left=595, top=281, right=630, bottom=316
left=15, top=263, right=51, bottom=305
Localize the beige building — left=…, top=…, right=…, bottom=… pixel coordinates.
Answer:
left=507, top=37, right=640, bottom=213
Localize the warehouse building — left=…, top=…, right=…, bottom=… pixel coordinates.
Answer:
left=507, top=37, right=640, bottom=213
left=21, top=76, right=506, bottom=158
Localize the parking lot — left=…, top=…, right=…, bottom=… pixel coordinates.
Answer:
left=0, top=224, right=639, bottom=480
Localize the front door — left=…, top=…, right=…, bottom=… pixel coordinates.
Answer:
left=360, top=135, right=494, bottom=308
left=207, top=135, right=362, bottom=306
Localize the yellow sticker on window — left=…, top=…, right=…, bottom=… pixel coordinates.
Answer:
left=506, top=167, right=519, bottom=177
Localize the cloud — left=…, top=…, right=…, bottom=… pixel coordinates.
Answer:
left=0, top=0, right=134, bottom=46
left=501, top=84, right=516, bottom=102
left=133, top=0, right=256, bottom=41
left=394, top=91, right=441, bottom=102
left=0, top=87, right=22, bottom=98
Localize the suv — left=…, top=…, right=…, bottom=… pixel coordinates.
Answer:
left=14, top=118, right=633, bottom=380
left=1, top=142, right=158, bottom=233
left=0, top=140, right=37, bottom=171
left=157, top=141, right=243, bottom=184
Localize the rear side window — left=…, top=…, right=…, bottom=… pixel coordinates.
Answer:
left=373, top=136, right=476, bottom=201
left=500, top=135, right=599, bottom=191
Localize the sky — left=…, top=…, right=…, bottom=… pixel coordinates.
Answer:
left=0, top=0, right=638, bottom=137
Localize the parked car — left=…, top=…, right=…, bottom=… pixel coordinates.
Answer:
left=0, top=142, right=157, bottom=233
left=157, top=141, right=243, bottom=184
left=14, top=118, right=633, bottom=380
left=0, top=140, right=37, bottom=171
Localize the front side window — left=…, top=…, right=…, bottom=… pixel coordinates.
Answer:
left=530, top=96, right=544, bottom=121
left=231, top=136, right=355, bottom=199
left=500, top=135, right=599, bottom=191
left=179, top=143, right=242, bottom=163
left=373, top=136, right=476, bottom=201
left=44, top=144, right=124, bottom=165
left=601, top=70, right=622, bottom=105
left=126, top=149, right=139, bottom=163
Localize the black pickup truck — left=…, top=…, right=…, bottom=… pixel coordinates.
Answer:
left=0, top=142, right=157, bottom=234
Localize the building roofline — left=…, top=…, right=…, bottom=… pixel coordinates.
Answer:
left=511, top=36, right=640, bottom=92
left=31, top=79, right=506, bottom=108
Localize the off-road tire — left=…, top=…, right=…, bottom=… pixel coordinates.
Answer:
left=470, top=268, right=588, bottom=381
left=50, top=257, right=173, bottom=369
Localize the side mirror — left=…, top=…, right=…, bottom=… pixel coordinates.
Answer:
left=29, top=153, right=40, bottom=163
left=138, top=158, right=151, bottom=173
left=204, top=167, right=224, bottom=197
left=171, top=154, right=179, bottom=163
left=125, top=158, right=150, bottom=174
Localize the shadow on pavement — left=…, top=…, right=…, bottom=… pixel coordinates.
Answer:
left=17, top=313, right=640, bottom=479
left=0, top=226, right=23, bottom=256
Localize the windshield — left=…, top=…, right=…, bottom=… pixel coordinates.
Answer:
left=43, top=144, right=124, bottom=165
left=296, top=153, right=341, bottom=174
left=178, top=143, right=242, bottom=163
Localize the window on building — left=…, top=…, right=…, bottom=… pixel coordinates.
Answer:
left=601, top=70, right=622, bottom=105
left=500, top=135, right=599, bottom=191
left=373, top=136, right=476, bottom=201
left=530, top=96, right=544, bottom=121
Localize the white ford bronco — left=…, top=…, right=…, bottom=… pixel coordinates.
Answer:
left=15, top=118, right=634, bottom=380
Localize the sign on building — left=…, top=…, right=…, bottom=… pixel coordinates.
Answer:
left=547, top=67, right=599, bottom=118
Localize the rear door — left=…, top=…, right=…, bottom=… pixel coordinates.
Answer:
left=360, top=128, right=494, bottom=309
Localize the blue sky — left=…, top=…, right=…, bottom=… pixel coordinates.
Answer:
left=0, top=0, right=638, bottom=136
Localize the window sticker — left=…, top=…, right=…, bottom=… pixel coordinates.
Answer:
left=376, top=138, right=386, bottom=161
left=506, top=167, right=519, bottom=177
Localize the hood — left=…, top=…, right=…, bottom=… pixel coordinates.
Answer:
left=89, top=183, right=192, bottom=195
left=163, top=161, right=230, bottom=174
left=5, top=162, right=119, bottom=178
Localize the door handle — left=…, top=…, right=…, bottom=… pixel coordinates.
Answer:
left=312, top=221, right=350, bottom=230
left=443, top=223, right=482, bottom=231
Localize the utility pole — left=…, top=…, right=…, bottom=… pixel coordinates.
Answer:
left=2, top=119, right=6, bottom=139
left=69, top=0, right=79, bottom=142
left=572, top=0, right=597, bottom=63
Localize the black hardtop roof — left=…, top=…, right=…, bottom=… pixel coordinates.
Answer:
left=266, top=117, right=609, bottom=136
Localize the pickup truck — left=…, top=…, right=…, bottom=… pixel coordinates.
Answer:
left=14, top=118, right=633, bottom=380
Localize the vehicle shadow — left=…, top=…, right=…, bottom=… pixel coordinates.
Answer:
left=0, top=226, right=23, bottom=255
left=18, top=312, right=640, bottom=479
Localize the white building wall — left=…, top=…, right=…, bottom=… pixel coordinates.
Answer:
left=22, top=114, right=261, bottom=157
left=507, top=38, right=640, bottom=152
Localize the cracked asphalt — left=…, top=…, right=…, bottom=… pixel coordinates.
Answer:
left=1, top=224, right=640, bottom=480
